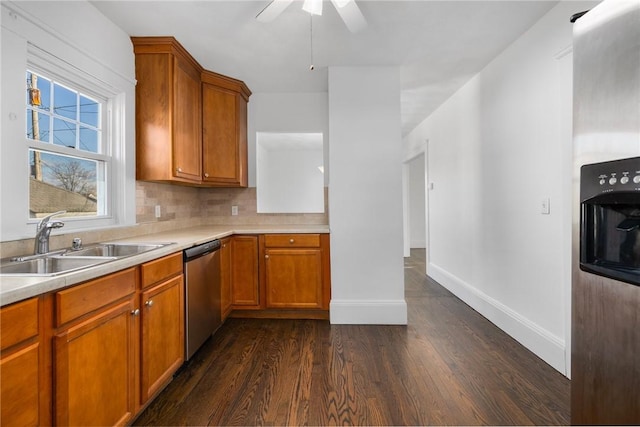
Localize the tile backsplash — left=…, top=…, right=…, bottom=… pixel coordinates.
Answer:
left=0, top=182, right=328, bottom=258
left=137, top=182, right=328, bottom=225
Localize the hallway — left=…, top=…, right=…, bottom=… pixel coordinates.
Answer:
left=134, top=249, right=570, bottom=425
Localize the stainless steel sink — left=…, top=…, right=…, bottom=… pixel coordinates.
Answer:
left=62, top=243, right=168, bottom=258
left=1, top=242, right=174, bottom=276
left=0, top=256, right=112, bottom=276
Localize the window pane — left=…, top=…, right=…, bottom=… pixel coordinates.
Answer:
left=29, top=149, right=101, bottom=219
left=26, top=110, right=51, bottom=142
left=27, top=72, right=51, bottom=112
left=53, top=83, right=77, bottom=120
left=80, top=95, right=100, bottom=127
left=79, top=126, right=99, bottom=153
left=52, top=118, right=77, bottom=148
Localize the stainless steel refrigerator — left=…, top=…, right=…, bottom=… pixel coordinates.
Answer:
left=571, top=0, right=640, bottom=424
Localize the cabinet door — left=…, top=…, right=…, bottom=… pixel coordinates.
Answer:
left=172, top=55, right=202, bottom=182
left=54, top=299, right=137, bottom=427
left=231, top=235, right=259, bottom=307
left=140, top=275, right=184, bottom=404
left=202, top=84, right=247, bottom=186
left=220, top=237, right=232, bottom=319
left=265, top=249, right=324, bottom=309
left=0, top=297, right=47, bottom=427
left=1, top=343, right=40, bottom=427
left=0, top=297, right=51, bottom=426
left=134, top=52, right=172, bottom=182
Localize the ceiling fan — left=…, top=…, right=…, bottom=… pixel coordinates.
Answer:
left=256, top=0, right=367, bottom=33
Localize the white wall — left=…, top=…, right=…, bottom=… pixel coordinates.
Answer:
left=329, top=67, right=407, bottom=324
left=257, top=145, right=324, bottom=213
left=248, top=93, right=329, bottom=187
left=403, top=1, right=596, bottom=374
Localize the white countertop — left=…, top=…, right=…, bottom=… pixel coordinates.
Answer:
left=0, top=224, right=329, bottom=307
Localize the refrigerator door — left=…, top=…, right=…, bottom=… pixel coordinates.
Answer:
left=571, top=1, right=640, bottom=424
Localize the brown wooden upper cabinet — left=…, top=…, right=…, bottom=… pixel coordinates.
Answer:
left=132, top=37, right=250, bottom=187
left=202, top=71, right=250, bottom=187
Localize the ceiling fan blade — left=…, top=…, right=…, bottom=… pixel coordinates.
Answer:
left=330, top=0, right=367, bottom=33
left=256, top=0, right=294, bottom=22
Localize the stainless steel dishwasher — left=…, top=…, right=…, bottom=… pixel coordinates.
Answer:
left=183, top=239, right=221, bottom=360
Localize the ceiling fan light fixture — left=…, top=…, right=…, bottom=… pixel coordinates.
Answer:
left=302, top=0, right=323, bottom=16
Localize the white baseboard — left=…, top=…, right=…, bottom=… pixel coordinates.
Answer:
left=330, top=299, right=408, bottom=325
left=428, top=263, right=567, bottom=375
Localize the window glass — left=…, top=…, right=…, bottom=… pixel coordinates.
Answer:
left=53, top=83, right=77, bottom=120
left=26, top=71, right=101, bottom=153
left=26, top=70, right=106, bottom=219
left=52, top=117, right=76, bottom=148
left=79, top=127, right=99, bottom=152
left=80, top=95, right=100, bottom=127
left=28, top=149, right=101, bottom=218
left=26, top=110, right=50, bottom=142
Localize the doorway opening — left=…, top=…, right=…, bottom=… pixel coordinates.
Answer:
left=403, top=151, right=428, bottom=275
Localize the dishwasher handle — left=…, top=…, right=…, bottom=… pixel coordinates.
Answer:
left=184, top=239, right=221, bottom=261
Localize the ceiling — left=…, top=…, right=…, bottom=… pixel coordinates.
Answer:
left=91, top=0, right=558, bottom=136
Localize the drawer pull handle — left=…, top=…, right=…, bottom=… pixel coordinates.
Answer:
left=131, top=309, right=140, bottom=316
left=289, top=239, right=295, bottom=244
left=145, top=300, right=154, bottom=308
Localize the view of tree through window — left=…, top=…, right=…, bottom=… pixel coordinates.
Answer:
left=26, top=70, right=105, bottom=219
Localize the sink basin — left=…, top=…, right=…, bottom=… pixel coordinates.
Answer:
left=1, top=242, right=174, bottom=276
left=63, top=243, right=169, bottom=258
left=0, top=256, right=111, bottom=276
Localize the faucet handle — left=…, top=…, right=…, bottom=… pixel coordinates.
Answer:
left=37, top=210, right=66, bottom=230
left=72, top=238, right=82, bottom=250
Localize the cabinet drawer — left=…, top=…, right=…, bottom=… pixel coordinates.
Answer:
left=0, top=298, right=39, bottom=350
left=56, top=268, right=136, bottom=326
left=140, top=252, right=183, bottom=289
left=264, top=234, right=320, bottom=248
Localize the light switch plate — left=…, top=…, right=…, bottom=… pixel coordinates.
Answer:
left=231, top=205, right=238, bottom=216
left=541, top=198, right=550, bottom=215
left=155, top=205, right=161, bottom=218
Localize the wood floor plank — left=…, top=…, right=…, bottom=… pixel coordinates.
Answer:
left=133, top=249, right=570, bottom=426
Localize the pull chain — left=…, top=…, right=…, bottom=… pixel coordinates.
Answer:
left=309, top=15, right=315, bottom=71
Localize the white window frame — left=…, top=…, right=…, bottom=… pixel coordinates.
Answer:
left=25, top=48, right=123, bottom=231
left=0, top=40, right=133, bottom=241
left=26, top=66, right=112, bottom=220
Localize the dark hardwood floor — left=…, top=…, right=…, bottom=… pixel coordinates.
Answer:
left=134, top=249, right=570, bottom=426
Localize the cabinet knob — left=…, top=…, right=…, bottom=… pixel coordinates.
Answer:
left=204, top=173, right=209, bottom=178
left=145, top=300, right=154, bottom=307
left=289, top=239, right=295, bottom=244
left=176, top=167, right=183, bottom=173
left=131, top=309, right=140, bottom=316
left=265, top=255, right=269, bottom=259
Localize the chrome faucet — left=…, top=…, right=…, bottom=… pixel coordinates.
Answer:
left=34, top=211, right=66, bottom=255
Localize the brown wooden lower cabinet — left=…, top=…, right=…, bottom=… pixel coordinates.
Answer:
left=0, top=234, right=331, bottom=425
left=263, top=234, right=330, bottom=311
left=231, top=233, right=331, bottom=317
left=231, top=235, right=259, bottom=308
left=140, top=274, right=184, bottom=404
left=220, top=237, right=232, bottom=319
left=54, top=298, right=137, bottom=426
left=0, top=252, right=186, bottom=426
left=0, top=297, right=47, bottom=427
left=139, top=252, right=184, bottom=407
left=265, top=248, right=324, bottom=309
